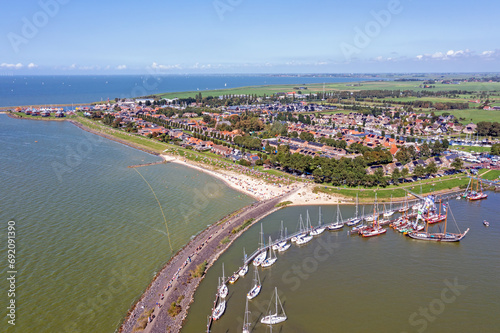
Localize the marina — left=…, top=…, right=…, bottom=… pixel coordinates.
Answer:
left=183, top=194, right=500, bottom=333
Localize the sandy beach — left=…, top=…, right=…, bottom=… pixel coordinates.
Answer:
left=161, top=154, right=344, bottom=205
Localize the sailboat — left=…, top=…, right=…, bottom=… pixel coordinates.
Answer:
left=425, top=198, right=446, bottom=224
left=247, top=266, right=261, bottom=299
left=238, top=248, right=248, bottom=277
left=278, top=228, right=291, bottom=252
left=261, top=237, right=277, bottom=267
left=408, top=203, right=469, bottom=242
left=291, top=215, right=306, bottom=243
left=383, top=196, right=395, bottom=217
left=347, top=194, right=361, bottom=226
left=253, top=224, right=267, bottom=266
left=212, top=283, right=226, bottom=320
left=328, top=203, right=344, bottom=230
left=260, top=287, right=287, bottom=325
left=398, top=195, right=409, bottom=213
left=242, top=297, right=251, bottom=333
left=468, top=177, right=488, bottom=201
left=310, top=207, right=326, bottom=235
left=360, top=194, right=387, bottom=237
left=295, top=211, right=313, bottom=245
left=273, top=221, right=287, bottom=250
left=218, top=263, right=228, bottom=298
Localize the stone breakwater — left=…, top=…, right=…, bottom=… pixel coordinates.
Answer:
left=119, top=192, right=289, bottom=333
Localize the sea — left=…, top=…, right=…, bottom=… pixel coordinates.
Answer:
left=181, top=201, right=500, bottom=333
left=0, top=75, right=378, bottom=107
left=0, top=114, right=254, bottom=333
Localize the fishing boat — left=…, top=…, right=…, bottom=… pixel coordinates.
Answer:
left=261, top=237, right=278, bottom=267
left=247, top=266, right=261, bottom=300
left=218, top=264, right=228, bottom=298
left=407, top=203, right=469, bottom=242
left=242, top=297, right=251, bottom=333
left=253, top=224, right=267, bottom=266
left=347, top=194, right=361, bottom=226
left=310, top=207, right=326, bottom=236
left=261, top=287, right=287, bottom=325
left=360, top=194, right=387, bottom=237
left=328, top=203, right=344, bottom=231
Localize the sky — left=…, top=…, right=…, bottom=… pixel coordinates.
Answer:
left=1, top=0, right=499, bottom=74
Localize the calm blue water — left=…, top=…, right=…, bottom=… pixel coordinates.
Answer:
left=0, top=75, right=378, bottom=107
left=0, top=114, right=254, bottom=333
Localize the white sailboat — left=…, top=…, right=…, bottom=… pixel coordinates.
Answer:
left=238, top=248, right=248, bottom=277
left=261, top=237, right=277, bottom=267
left=253, top=224, right=267, bottom=266
left=278, top=227, right=291, bottom=252
left=273, top=221, right=287, bottom=250
left=328, top=203, right=344, bottom=230
left=247, top=266, right=262, bottom=300
left=242, top=297, right=251, bottom=333
left=383, top=196, right=395, bottom=217
left=291, top=214, right=306, bottom=243
left=310, top=207, right=326, bottom=236
left=218, top=263, right=228, bottom=298
left=295, top=212, right=313, bottom=245
left=347, top=193, right=361, bottom=226
left=212, top=287, right=226, bottom=320
left=260, top=287, right=287, bottom=325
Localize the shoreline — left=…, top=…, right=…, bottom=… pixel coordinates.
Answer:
left=4, top=112, right=477, bottom=333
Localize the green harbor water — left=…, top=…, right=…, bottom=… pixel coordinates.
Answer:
left=182, top=198, right=500, bottom=333
left=0, top=114, right=254, bottom=333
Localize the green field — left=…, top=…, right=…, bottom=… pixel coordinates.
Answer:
left=481, top=170, right=500, bottom=181
left=154, top=80, right=500, bottom=100
left=315, top=175, right=469, bottom=201
left=451, top=145, right=492, bottom=153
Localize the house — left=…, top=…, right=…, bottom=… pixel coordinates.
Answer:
left=366, top=165, right=386, bottom=175
left=211, top=144, right=232, bottom=157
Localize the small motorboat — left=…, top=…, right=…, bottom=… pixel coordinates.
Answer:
left=483, top=220, right=490, bottom=227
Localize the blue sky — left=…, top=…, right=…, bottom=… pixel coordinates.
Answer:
left=1, top=0, right=499, bottom=74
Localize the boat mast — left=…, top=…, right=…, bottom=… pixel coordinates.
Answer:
left=318, top=207, right=322, bottom=227
left=355, top=193, right=359, bottom=218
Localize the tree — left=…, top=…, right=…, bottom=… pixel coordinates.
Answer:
left=290, top=131, right=298, bottom=138
left=202, top=114, right=212, bottom=123
left=413, top=165, right=425, bottom=177
left=451, top=157, right=464, bottom=170
left=401, top=167, right=409, bottom=178
left=491, top=143, right=500, bottom=156
left=425, top=161, right=438, bottom=175
left=391, top=168, right=401, bottom=184
left=299, top=132, right=314, bottom=142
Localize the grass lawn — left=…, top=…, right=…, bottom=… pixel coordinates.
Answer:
left=451, top=145, right=492, bottom=153
left=315, top=175, right=469, bottom=201
left=480, top=169, right=500, bottom=181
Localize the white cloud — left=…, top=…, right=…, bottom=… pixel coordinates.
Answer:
left=416, top=55, right=423, bottom=60
left=481, top=50, right=494, bottom=57
left=69, top=64, right=76, bottom=69
left=1, top=62, right=23, bottom=69
left=116, top=65, right=127, bottom=70
left=151, top=62, right=181, bottom=70
left=27, top=63, right=38, bottom=68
